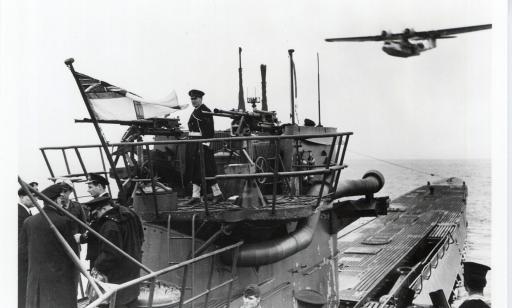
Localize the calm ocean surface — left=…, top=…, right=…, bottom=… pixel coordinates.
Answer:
left=340, top=158, right=491, bottom=296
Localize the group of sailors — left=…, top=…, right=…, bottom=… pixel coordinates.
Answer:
left=16, top=88, right=223, bottom=308
left=18, top=173, right=143, bottom=308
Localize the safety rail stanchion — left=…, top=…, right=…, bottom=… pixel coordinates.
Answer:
left=333, top=135, right=350, bottom=195
left=74, top=147, right=89, bottom=177
left=40, top=149, right=56, bottom=179
left=108, top=292, right=117, bottom=308
left=314, top=136, right=338, bottom=209
left=61, top=148, right=72, bottom=177
left=191, top=213, right=197, bottom=307
left=20, top=178, right=153, bottom=274
left=198, top=142, right=210, bottom=216
left=203, top=255, right=216, bottom=308
left=178, top=265, right=190, bottom=307
left=145, top=144, right=160, bottom=218
left=271, top=139, right=280, bottom=215
left=147, top=277, right=157, bottom=308
left=167, top=214, right=172, bottom=262
left=18, top=178, right=103, bottom=297
left=225, top=243, right=241, bottom=308
left=60, top=148, right=80, bottom=202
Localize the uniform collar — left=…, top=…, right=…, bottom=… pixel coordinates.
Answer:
left=18, top=202, right=32, bottom=215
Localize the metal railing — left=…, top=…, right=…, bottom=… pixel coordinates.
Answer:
left=40, top=131, right=353, bottom=215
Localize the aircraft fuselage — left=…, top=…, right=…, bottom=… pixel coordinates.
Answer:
left=382, top=38, right=436, bottom=58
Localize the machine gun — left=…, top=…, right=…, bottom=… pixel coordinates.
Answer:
left=75, top=117, right=183, bottom=142
left=207, top=108, right=281, bottom=136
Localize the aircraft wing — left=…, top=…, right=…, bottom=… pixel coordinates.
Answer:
left=412, top=24, right=491, bottom=39
left=325, top=33, right=402, bottom=42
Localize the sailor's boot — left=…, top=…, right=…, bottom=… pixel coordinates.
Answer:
left=182, top=184, right=202, bottom=206
left=211, top=183, right=224, bottom=204
left=212, top=194, right=225, bottom=205
left=182, top=197, right=201, bottom=206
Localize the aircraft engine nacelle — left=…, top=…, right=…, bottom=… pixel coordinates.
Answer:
left=403, top=28, right=415, bottom=37
left=381, top=30, right=391, bottom=39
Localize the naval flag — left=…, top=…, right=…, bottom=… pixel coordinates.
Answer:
left=75, top=72, right=188, bottom=120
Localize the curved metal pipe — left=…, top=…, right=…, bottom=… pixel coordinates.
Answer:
left=308, top=170, right=385, bottom=199
left=222, top=212, right=320, bottom=267
left=333, top=170, right=385, bottom=199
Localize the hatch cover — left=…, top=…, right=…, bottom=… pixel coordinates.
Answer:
left=361, top=235, right=392, bottom=245
left=343, top=247, right=382, bottom=255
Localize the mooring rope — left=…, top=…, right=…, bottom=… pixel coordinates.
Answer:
left=348, top=149, right=444, bottom=178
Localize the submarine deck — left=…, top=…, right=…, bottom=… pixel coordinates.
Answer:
left=336, top=178, right=467, bottom=305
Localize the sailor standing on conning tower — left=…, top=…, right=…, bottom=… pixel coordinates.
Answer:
left=183, top=89, right=224, bottom=205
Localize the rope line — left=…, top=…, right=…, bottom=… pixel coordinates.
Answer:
left=348, top=150, right=444, bottom=178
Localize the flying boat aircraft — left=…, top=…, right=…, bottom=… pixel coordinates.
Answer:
left=325, top=24, right=491, bottom=57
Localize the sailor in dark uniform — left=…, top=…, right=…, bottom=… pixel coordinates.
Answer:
left=452, top=261, right=491, bottom=308
left=59, top=180, right=89, bottom=234
left=19, top=184, right=79, bottom=308
left=183, top=89, right=223, bottom=205
left=81, top=173, right=110, bottom=268
left=18, top=187, right=34, bottom=308
left=83, top=195, right=144, bottom=308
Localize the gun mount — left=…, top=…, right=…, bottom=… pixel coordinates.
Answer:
left=208, top=108, right=281, bottom=136
left=75, top=117, right=183, bottom=142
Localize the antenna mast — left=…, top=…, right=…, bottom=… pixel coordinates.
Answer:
left=288, top=49, right=296, bottom=125
left=238, top=47, right=245, bottom=111
left=317, top=52, right=322, bottom=127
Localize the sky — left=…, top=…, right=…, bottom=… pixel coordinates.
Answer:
left=3, top=0, right=495, bottom=186
left=1, top=0, right=509, bottom=306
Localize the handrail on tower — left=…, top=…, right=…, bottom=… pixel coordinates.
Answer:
left=40, top=132, right=353, bottom=217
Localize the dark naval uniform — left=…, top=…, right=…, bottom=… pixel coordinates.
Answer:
left=86, top=197, right=144, bottom=307
left=65, top=200, right=88, bottom=234
left=19, top=206, right=78, bottom=308
left=18, top=203, right=32, bottom=308
left=185, top=102, right=217, bottom=185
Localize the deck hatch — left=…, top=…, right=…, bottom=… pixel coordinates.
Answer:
left=343, top=247, right=382, bottom=255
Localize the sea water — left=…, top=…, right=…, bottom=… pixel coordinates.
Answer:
left=340, top=158, right=492, bottom=296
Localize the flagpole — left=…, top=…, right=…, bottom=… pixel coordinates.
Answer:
left=64, top=58, right=125, bottom=198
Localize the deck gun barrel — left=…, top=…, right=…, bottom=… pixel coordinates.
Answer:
left=333, top=170, right=385, bottom=199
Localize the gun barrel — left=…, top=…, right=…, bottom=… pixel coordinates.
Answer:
left=333, top=170, right=385, bottom=199
left=205, top=111, right=234, bottom=118
left=213, top=108, right=247, bottom=116
left=252, top=109, right=275, bottom=115
left=75, top=118, right=153, bottom=125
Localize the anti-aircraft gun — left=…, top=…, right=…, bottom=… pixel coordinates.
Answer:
left=75, top=117, right=183, bottom=142
left=209, top=106, right=281, bottom=136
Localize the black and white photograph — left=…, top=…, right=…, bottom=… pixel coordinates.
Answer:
left=3, top=0, right=508, bottom=307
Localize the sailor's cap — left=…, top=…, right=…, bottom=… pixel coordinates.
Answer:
left=463, top=261, right=491, bottom=289
left=243, top=284, right=261, bottom=298
left=294, top=289, right=327, bottom=306
left=40, top=183, right=65, bottom=201
left=188, top=89, right=205, bottom=98
left=86, top=173, right=109, bottom=186
left=58, top=179, right=75, bottom=192
left=84, top=195, right=111, bottom=210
